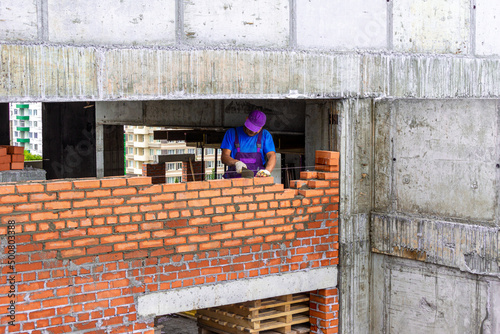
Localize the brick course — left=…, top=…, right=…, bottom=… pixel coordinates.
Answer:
left=0, top=151, right=340, bottom=333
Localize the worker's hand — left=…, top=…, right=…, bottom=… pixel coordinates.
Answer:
left=235, top=161, right=247, bottom=173
left=256, top=169, right=271, bottom=177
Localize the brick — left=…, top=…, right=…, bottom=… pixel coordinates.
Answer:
left=112, top=187, right=137, bottom=196
left=0, top=155, right=10, bottom=163
left=61, top=248, right=86, bottom=258
left=15, top=202, right=43, bottom=211
left=101, top=178, right=127, bottom=188
left=212, top=214, right=233, bottom=223
left=151, top=193, right=175, bottom=202
left=315, top=164, right=339, bottom=172
left=114, top=242, right=138, bottom=251
left=33, top=232, right=59, bottom=242
left=88, top=226, right=113, bottom=235
left=128, top=176, right=152, bottom=186
left=221, top=188, right=242, bottom=196
left=255, top=193, right=274, bottom=201
left=86, top=189, right=112, bottom=198
left=73, top=179, right=101, bottom=189
left=139, top=240, right=163, bottom=248
left=0, top=194, right=27, bottom=204
left=46, top=181, right=73, bottom=191
left=10, top=162, right=24, bottom=169
left=16, top=183, right=44, bottom=193
left=299, top=189, right=324, bottom=197
left=44, top=201, right=71, bottom=210
left=315, top=150, right=340, bottom=160
left=187, top=181, right=210, bottom=190
left=58, top=191, right=85, bottom=200
left=101, top=235, right=125, bottom=244
left=300, top=171, right=318, bottom=179
left=73, top=199, right=100, bottom=208
left=141, top=221, right=163, bottom=230
left=45, top=240, right=72, bottom=249
left=209, top=179, right=232, bottom=188
left=0, top=184, right=15, bottom=195
left=87, top=207, right=113, bottom=216
left=176, top=244, right=197, bottom=253
left=317, top=172, right=339, bottom=180
left=29, top=308, right=56, bottom=320
left=114, top=205, right=138, bottom=215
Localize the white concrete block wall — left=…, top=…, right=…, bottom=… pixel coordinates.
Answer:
left=2, top=0, right=500, bottom=57
left=0, top=0, right=38, bottom=41
left=392, top=0, right=471, bottom=54
left=183, top=0, right=289, bottom=48
left=476, top=1, right=500, bottom=56
left=296, top=0, right=387, bottom=51
left=48, top=0, right=176, bottom=46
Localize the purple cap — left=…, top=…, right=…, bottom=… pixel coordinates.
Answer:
left=244, top=110, right=266, bottom=132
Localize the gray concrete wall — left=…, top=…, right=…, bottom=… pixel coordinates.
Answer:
left=371, top=254, right=499, bottom=334
left=370, top=98, right=500, bottom=333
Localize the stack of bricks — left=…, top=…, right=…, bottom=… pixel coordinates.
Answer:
left=289, top=150, right=340, bottom=334
left=142, top=163, right=166, bottom=184
left=182, top=160, right=203, bottom=182
left=0, top=145, right=24, bottom=171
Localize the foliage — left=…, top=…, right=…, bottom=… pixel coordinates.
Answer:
left=24, top=150, right=42, bottom=161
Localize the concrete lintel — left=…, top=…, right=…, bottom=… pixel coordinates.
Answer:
left=137, top=267, right=337, bottom=318
left=371, top=212, right=500, bottom=278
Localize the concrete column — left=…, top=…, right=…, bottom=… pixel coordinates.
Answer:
left=338, top=98, right=373, bottom=334
left=0, top=103, right=10, bottom=145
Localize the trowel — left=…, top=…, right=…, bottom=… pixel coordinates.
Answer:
left=240, top=167, right=254, bottom=179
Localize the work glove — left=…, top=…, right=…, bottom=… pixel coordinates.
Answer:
left=235, top=161, right=247, bottom=173
left=256, top=169, right=271, bottom=177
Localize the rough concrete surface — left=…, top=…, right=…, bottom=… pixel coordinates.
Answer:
left=0, top=168, right=46, bottom=182
left=371, top=213, right=500, bottom=277
left=371, top=254, right=492, bottom=334
left=184, top=0, right=289, bottom=48
left=48, top=0, right=176, bottom=46
left=374, top=99, right=498, bottom=222
left=0, top=0, right=38, bottom=41
left=393, top=0, right=470, bottom=54
left=476, top=2, right=500, bottom=56
left=296, top=0, right=387, bottom=50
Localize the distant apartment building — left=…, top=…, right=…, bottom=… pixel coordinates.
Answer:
left=124, top=126, right=223, bottom=182
left=9, top=103, right=43, bottom=156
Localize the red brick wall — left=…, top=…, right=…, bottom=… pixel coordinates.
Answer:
left=0, top=153, right=339, bottom=333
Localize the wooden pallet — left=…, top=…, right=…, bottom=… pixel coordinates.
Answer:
left=198, top=324, right=310, bottom=334
left=197, top=294, right=310, bottom=334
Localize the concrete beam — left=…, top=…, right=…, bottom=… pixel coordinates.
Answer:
left=137, top=267, right=337, bottom=318
left=3, top=46, right=500, bottom=101
left=371, top=213, right=500, bottom=278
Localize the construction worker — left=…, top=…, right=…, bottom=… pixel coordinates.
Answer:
left=221, top=110, right=276, bottom=178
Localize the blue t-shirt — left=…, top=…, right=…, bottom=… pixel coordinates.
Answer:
left=220, top=127, right=275, bottom=163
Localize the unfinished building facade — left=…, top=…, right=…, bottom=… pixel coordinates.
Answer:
left=1, top=1, right=500, bottom=333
